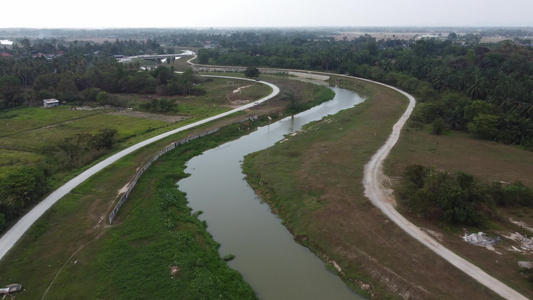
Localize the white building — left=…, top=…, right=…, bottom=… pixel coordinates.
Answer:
left=43, top=98, right=59, bottom=108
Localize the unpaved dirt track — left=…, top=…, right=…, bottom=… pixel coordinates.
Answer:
left=361, top=79, right=528, bottom=300
left=0, top=76, right=279, bottom=262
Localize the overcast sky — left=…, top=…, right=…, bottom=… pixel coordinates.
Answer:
left=2, top=0, right=532, bottom=28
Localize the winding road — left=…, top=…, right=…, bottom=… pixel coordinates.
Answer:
left=0, top=65, right=527, bottom=299
left=0, top=76, right=280, bottom=261
left=360, top=80, right=528, bottom=300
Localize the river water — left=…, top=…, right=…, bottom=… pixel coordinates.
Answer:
left=178, top=85, right=366, bottom=300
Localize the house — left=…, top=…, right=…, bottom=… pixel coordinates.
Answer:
left=43, top=98, right=60, bottom=108
left=1, top=52, right=12, bottom=57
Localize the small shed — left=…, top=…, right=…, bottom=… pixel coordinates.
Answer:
left=43, top=98, right=59, bottom=108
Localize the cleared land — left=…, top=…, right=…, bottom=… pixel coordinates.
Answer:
left=243, top=76, right=504, bottom=299
left=385, top=124, right=533, bottom=298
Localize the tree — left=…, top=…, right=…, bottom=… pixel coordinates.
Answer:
left=0, top=75, right=23, bottom=107
left=467, top=113, right=500, bottom=140
left=244, top=66, right=260, bottom=79
left=198, top=50, right=209, bottom=64
left=447, top=32, right=458, bottom=41
left=0, top=166, right=49, bottom=212
left=90, top=129, right=118, bottom=151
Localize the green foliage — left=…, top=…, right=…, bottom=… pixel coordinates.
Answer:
left=197, top=49, right=209, bottom=64
left=81, top=87, right=104, bottom=102
left=399, top=165, right=493, bottom=227
left=400, top=164, right=533, bottom=227
left=431, top=118, right=445, bottom=135
left=467, top=113, right=500, bottom=140
left=0, top=213, right=5, bottom=231
left=490, top=181, right=533, bottom=207
left=0, top=166, right=49, bottom=228
left=0, top=75, right=23, bottom=108
left=53, top=128, right=118, bottom=170
left=283, top=85, right=335, bottom=114
left=85, top=123, right=259, bottom=299
left=90, top=128, right=118, bottom=150
left=244, top=66, right=260, bottom=79
left=139, top=98, right=179, bottom=113
left=463, top=100, right=494, bottom=122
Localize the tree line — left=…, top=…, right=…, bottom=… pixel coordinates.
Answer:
left=198, top=35, right=533, bottom=148
left=0, top=49, right=205, bottom=109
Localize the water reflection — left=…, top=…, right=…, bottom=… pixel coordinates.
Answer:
left=178, top=85, right=366, bottom=300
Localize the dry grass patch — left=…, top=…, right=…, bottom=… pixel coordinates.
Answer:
left=386, top=125, right=533, bottom=298
left=244, top=78, right=501, bottom=299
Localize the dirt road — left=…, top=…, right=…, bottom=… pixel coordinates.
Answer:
left=361, top=80, right=528, bottom=300
left=0, top=77, right=279, bottom=262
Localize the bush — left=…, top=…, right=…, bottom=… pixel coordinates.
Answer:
left=431, top=118, right=445, bottom=135
left=499, top=181, right=533, bottom=207
left=398, top=165, right=493, bottom=227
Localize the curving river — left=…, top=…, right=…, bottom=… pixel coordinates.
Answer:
left=178, top=84, right=366, bottom=300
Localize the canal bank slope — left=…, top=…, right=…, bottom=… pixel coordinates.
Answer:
left=243, top=76, right=518, bottom=299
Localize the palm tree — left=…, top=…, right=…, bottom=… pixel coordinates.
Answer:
left=466, top=71, right=487, bottom=100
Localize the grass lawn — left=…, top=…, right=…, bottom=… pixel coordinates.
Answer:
left=243, top=76, right=502, bottom=299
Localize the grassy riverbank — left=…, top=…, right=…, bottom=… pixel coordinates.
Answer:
left=0, top=78, right=334, bottom=298
left=243, top=77, right=501, bottom=299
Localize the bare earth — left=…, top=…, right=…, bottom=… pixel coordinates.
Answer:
left=360, top=78, right=528, bottom=300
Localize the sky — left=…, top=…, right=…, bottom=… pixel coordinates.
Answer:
left=2, top=0, right=532, bottom=28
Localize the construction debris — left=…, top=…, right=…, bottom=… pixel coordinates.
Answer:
left=0, top=284, right=22, bottom=299
left=463, top=232, right=501, bottom=247
left=518, top=261, right=533, bottom=269
left=504, top=232, right=533, bottom=252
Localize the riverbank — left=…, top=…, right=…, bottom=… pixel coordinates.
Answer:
left=0, top=78, right=334, bottom=299
left=243, top=76, right=502, bottom=299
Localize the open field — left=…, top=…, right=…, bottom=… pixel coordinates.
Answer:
left=0, top=78, right=270, bottom=178
left=243, top=76, right=504, bottom=299
left=0, top=78, right=331, bottom=299
left=385, top=123, right=533, bottom=297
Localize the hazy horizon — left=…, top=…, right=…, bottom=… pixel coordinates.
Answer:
left=3, top=0, right=532, bottom=29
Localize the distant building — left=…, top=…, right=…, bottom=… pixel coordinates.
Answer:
left=1, top=52, right=12, bottom=57
left=0, top=39, right=13, bottom=45
left=43, top=98, right=60, bottom=108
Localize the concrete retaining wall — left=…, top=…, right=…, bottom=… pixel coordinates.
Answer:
left=108, top=115, right=259, bottom=224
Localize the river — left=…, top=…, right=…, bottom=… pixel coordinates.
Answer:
left=178, top=84, right=366, bottom=300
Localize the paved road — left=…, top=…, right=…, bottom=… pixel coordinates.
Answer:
left=0, top=76, right=279, bottom=261
left=360, top=79, right=528, bottom=300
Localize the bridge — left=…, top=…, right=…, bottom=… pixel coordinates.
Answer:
left=117, top=50, right=196, bottom=63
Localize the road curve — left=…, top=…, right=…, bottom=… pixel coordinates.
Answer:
left=181, top=62, right=528, bottom=298
left=360, top=81, right=527, bottom=300
left=0, top=76, right=280, bottom=261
